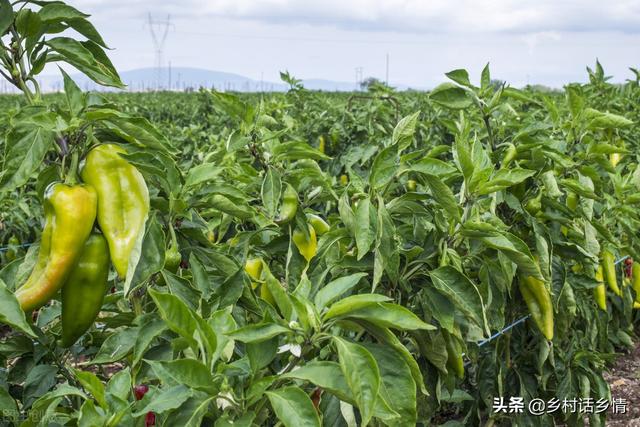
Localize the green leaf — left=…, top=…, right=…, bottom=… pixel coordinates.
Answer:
left=422, top=174, right=461, bottom=222
left=429, top=266, right=489, bottom=334
left=147, top=359, right=217, bottom=393
left=46, top=37, right=123, bottom=87
left=354, top=197, right=375, bottom=259
left=0, top=279, right=36, bottom=337
left=15, top=9, right=42, bottom=38
left=166, top=396, right=217, bottom=427
left=461, top=221, right=543, bottom=280
left=282, top=360, right=402, bottom=422
left=476, top=168, right=536, bottom=195
left=584, top=108, right=633, bottom=129
left=262, top=167, right=282, bottom=218
left=0, top=0, right=13, bottom=36
left=341, top=302, right=434, bottom=331
left=323, top=294, right=391, bottom=320
left=183, top=163, right=223, bottom=190
left=314, top=273, right=368, bottom=310
left=207, top=195, right=254, bottom=220
left=430, top=83, right=473, bottom=109
left=566, top=85, right=584, bottom=119
left=23, top=365, right=58, bottom=407
left=271, top=141, right=329, bottom=162
left=25, top=384, right=86, bottom=425
left=0, top=386, right=18, bottom=422
left=90, top=327, right=138, bottom=364
left=227, top=322, right=290, bottom=343
left=78, top=400, right=106, bottom=426
left=133, top=385, right=192, bottom=416
left=445, top=69, right=472, bottom=87
left=209, top=308, right=237, bottom=363
left=38, top=3, right=89, bottom=21
left=132, top=316, right=166, bottom=367
left=334, top=337, right=380, bottom=426
left=124, top=216, right=163, bottom=296
left=392, top=111, right=420, bottom=150
left=148, top=289, right=198, bottom=350
left=363, top=343, right=417, bottom=426
left=481, top=63, right=491, bottom=89
left=282, top=361, right=352, bottom=402
left=73, top=369, right=106, bottom=409
left=559, top=178, right=600, bottom=200
left=98, top=113, right=172, bottom=153
left=370, top=145, right=399, bottom=190
left=61, top=68, right=85, bottom=116
left=266, top=386, right=321, bottom=427
left=106, top=368, right=132, bottom=402
left=264, top=269, right=294, bottom=319
left=0, top=122, right=54, bottom=194
left=407, top=157, right=457, bottom=178
left=375, top=195, right=400, bottom=287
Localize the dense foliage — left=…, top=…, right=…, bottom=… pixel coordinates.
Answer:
left=1, top=2, right=640, bottom=426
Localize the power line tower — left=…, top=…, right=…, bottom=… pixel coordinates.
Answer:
left=385, top=53, right=389, bottom=85
left=355, top=66, right=363, bottom=91
left=146, top=14, right=172, bottom=90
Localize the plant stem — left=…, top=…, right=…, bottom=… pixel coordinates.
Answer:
left=64, top=151, right=79, bottom=185
left=483, top=114, right=495, bottom=151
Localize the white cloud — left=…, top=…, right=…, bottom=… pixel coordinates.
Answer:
left=76, top=0, right=640, bottom=34
left=60, top=0, right=640, bottom=88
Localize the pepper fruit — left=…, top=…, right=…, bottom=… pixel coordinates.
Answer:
left=524, top=192, right=542, bottom=216
left=519, top=275, right=554, bottom=340
left=566, top=192, right=579, bottom=211
left=442, top=329, right=464, bottom=379
left=340, top=174, right=348, bottom=186
left=632, top=262, right=640, bottom=305
left=245, top=257, right=263, bottom=282
left=318, top=135, right=325, bottom=154
left=61, top=234, right=110, bottom=347
left=5, top=235, right=19, bottom=262
left=164, top=224, right=181, bottom=273
left=406, top=179, right=417, bottom=192
left=502, top=143, right=517, bottom=167
left=275, top=184, right=298, bottom=225
left=244, top=257, right=275, bottom=305
left=80, top=144, right=150, bottom=279
left=594, top=265, right=606, bottom=311
left=164, top=245, right=181, bottom=272
left=306, top=213, right=330, bottom=235
left=293, top=224, right=317, bottom=263
left=601, top=249, right=621, bottom=296
left=561, top=192, right=579, bottom=236
left=610, top=152, right=623, bottom=168
left=15, top=183, right=97, bottom=312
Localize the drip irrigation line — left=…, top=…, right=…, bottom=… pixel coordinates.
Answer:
left=0, top=243, right=32, bottom=252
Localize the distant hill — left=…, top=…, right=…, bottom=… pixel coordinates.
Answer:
left=12, top=67, right=420, bottom=93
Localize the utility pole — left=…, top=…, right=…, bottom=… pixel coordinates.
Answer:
left=385, top=53, right=389, bottom=85
left=355, top=66, right=363, bottom=90
left=146, top=14, right=172, bottom=90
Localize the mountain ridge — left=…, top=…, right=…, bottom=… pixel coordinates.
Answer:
left=12, top=66, right=421, bottom=93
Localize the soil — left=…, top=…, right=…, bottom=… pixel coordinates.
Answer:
left=605, top=342, right=640, bottom=426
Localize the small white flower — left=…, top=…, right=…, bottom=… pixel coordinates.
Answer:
left=216, top=391, right=235, bottom=410
left=277, top=343, right=302, bottom=357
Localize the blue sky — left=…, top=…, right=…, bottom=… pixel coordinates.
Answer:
left=67, top=0, right=640, bottom=88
